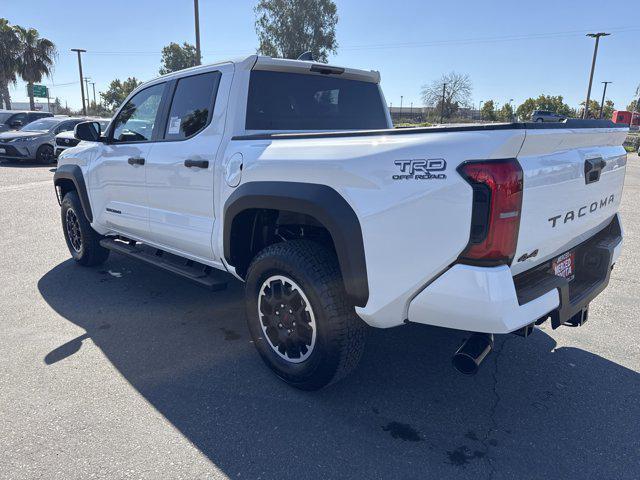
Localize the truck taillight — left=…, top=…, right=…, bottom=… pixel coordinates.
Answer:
left=458, top=159, right=523, bottom=265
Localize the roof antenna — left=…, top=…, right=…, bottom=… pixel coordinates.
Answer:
left=297, top=51, right=314, bottom=61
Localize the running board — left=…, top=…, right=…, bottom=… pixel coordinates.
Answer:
left=99, top=238, right=228, bottom=291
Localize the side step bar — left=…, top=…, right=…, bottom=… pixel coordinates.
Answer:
left=100, top=238, right=228, bottom=291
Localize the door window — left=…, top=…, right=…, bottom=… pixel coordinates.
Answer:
left=55, top=121, right=80, bottom=134
left=164, top=72, right=221, bottom=140
left=111, top=83, right=165, bottom=143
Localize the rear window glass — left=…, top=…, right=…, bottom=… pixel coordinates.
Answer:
left=164, top=71, right=221, bottom=140
left=246, top=70, right=387, bottom=131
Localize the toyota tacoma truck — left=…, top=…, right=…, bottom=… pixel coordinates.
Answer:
left=54, top=55, right=627, bottom=390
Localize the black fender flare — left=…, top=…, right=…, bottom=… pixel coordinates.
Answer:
left=53, top=164, right=93, bottom=223
left=224, top=182, right=369, bottom=307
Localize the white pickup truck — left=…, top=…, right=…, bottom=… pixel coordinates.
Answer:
left=54, top=55, right=627, bottom=390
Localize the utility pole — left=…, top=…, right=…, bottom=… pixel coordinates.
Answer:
left=84, top=77, right=91, bottom=113
left=583, top=33, right=610, bottom=119
left=91, top=82, right=97, bottom=108
left=479, top=100, right=484, bottom=121
left=440, top=83, right=447, bottom=124
left=599, top=81, right=612, bottom=118
left=194, top=0, right=202, bottom=65
left=400, top=95, right=403, bottom=119
left=71, top=49, right=87, bottom=115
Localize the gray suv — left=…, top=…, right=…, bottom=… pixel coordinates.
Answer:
left=0, top=110, right=53, bottom=133
left=530, top=110, right=565, bottom=123
left=0, top=117, right=86, bottom=164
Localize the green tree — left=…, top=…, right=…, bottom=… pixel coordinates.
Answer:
left=627, top=100, right=638, bottom=113
left=0, top=18, right=19, bottom=110
left=516, top=95, right=572, bottom=121
left=421, top=72, right=472, bottom=120
left=159, top=42, right=198, bottom=75
left=255, top=0, right=338, bottom=62
left=100, top=77, right=141, bottom=111
left=497, top=103, right=514, bottom=122
left=15, top=26, right=56, bottom=110
left=601, top=99, right=615, bottom=119
left=480, top=100, right=497, bottom=121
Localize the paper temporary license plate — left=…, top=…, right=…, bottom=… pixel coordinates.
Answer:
left=552, top=251, right=575, bottom=281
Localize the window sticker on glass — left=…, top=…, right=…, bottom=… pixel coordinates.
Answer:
left=168, top=116, right=182, bottom=135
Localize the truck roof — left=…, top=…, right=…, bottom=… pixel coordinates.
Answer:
left=151, top=55, right=381, bottom=85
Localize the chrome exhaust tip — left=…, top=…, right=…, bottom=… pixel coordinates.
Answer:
left=452, top=333, right=494, bottom=375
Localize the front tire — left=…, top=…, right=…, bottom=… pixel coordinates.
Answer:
left=245, top=240, right=366, bottom=390
left=61, top=191, right=110, bottom=266
left=36, top=144, right=55, bottom=164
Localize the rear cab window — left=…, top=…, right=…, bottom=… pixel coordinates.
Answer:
left=163, top=71, right=221, bottom=140
left=245, top=70, right=388, bottom=131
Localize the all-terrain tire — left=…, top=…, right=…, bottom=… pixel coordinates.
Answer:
left=61, top=191, right=110, bottom=266
left=245, top=240, right=366, bottom=390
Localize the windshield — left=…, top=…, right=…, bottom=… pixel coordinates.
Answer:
left=246, top=70, right=388, bottom=131
left=0, top=113, right=12, bottom=123
left=22, top=118, right=60, bottom=132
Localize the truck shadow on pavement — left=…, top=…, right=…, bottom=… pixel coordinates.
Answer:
left=38, top=257, right=640, bottom=480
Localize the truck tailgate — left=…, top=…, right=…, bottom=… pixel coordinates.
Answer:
left=512, top=126, right=628, bottom=275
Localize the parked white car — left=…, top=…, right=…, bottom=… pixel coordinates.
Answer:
left=54, top=118, right=110, bottom=157
left=54, top=55, right=627, bottom=389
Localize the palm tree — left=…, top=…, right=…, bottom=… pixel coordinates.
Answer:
left=15, top=26, right=56, bottom=110
left=0, top=18, right=19, bottom=110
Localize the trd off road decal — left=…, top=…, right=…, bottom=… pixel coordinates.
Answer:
left=393, top=159, right=447, bottom=180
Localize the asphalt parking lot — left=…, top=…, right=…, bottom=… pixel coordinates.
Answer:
left=0, top=155, right=638, bottom=480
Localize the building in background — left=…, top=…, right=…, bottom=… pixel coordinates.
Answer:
left=6, top=101, right=53, bottom=113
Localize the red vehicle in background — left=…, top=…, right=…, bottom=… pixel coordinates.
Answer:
left=612, top=110, right=640, bottom=127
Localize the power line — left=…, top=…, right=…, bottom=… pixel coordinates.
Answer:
left=71, top=25, right=640, bottom=57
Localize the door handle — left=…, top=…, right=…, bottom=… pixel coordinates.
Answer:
left=127, top=157, right=145, bottom=166
left=184, top=159, right=209, bottom=169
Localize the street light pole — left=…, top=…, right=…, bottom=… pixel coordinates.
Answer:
left=440, top=83, right=447, bottom=124
left=583, top=33, right=610, bottom=119
left=71, top=49, right=87, bottom=115
left=400, top=95, right=403, bottom=119
left=479, top=100, right=483, bottom=121
left=194, top=0, right=202, bottom=65
left=599, top=81, right=612, bottom=118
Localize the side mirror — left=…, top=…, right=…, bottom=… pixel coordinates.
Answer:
left=10, top=120, right=23, bottom=128
left=74, top=121, right=102, bottom=142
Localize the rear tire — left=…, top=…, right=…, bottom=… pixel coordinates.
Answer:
left=36, top=144, right=55, bottom=164
left=61, top=191, right=110, bottom=266
left=535, top=118, right=544, bottom=123
left=245, top=240, right=366, bottom=390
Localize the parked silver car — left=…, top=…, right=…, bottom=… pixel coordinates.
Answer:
left=530, top=110, right=565, bottom=123
left=0, top=117, right=86, bottom=164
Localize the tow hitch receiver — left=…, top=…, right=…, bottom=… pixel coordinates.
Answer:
left=564, top=306, right=589, bottom=327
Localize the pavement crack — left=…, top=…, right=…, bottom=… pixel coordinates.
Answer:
left=483, top=335, right=514, bottom=479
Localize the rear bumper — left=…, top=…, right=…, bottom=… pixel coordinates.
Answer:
left=407, top=215, right=622, bottom=334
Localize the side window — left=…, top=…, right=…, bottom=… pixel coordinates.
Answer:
left=11, top=113, right=26, bottom=126
left=111, top=83, right=165, bottom=143
left=164, top=72, right=221, bottom=140
left=56, top=121, right=78, bottom=134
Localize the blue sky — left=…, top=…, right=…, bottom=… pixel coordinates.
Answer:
left=4, top=0, right=639, bottom=112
